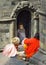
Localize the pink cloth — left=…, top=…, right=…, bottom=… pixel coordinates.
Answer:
left=2, top=43, right=17, bottom=57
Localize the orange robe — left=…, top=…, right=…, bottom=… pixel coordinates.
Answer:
left=24, top=38, right=40, bottom=58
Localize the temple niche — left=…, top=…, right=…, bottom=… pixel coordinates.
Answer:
left=10, top=1, right=38, bottom=38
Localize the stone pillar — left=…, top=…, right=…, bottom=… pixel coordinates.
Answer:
left=9, top=21, right=15, bottom=42
left=9, top=18, right=17, bottom=42
left=31, top=12, right=39, bottom=37
left=34, top=12, right=39, bottom=33
left=31, top=12, right=34, bottom=37
left=14, top=18, right=17, bottom=37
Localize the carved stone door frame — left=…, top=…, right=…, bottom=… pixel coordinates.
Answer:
left=10, top=1, right=36, bottom=37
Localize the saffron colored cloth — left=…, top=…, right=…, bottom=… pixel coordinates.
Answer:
left=2, top=43, right=17, bottom=57
left=24, top=38, right=40, bottom=58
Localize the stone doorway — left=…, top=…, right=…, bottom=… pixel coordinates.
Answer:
left=17, top=9, right=31, bottom=38
left=10, top=1, right=36, bottom=37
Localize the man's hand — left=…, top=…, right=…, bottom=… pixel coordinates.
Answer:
left=17, top=51, right=26, bottom=60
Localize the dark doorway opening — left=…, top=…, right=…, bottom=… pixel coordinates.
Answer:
left=17, top=9, right=31, bottom=38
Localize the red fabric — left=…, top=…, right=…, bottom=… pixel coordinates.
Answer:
left=24, top=38, right=40, bottom=58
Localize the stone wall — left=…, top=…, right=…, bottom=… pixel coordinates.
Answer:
left=40, top=0, right=46, bottom=13
left=0, top=0, right=39, bottom=19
